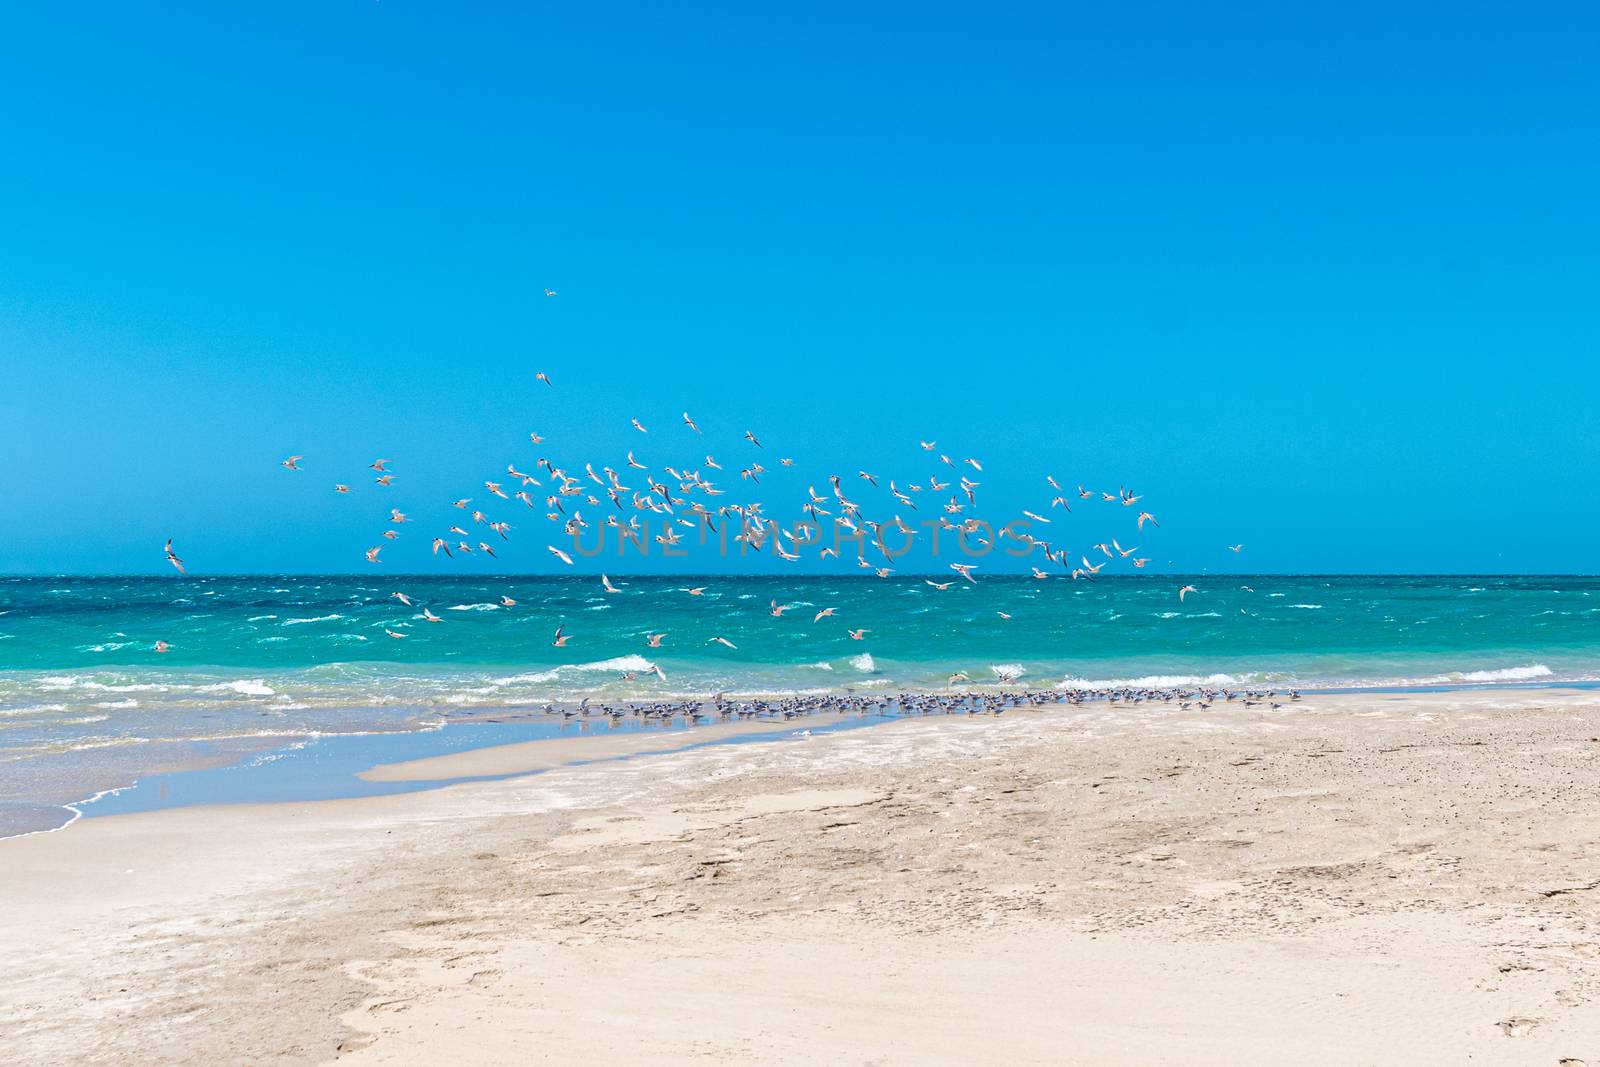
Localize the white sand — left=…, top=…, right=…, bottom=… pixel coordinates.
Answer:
left=4, top=689, right=1600, bottom=1065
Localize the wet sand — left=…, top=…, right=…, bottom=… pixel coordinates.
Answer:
left=4, top=688, right=1600, bottom=1065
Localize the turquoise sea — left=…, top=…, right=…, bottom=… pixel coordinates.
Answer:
left=3, top=574, right=1597, bottom=836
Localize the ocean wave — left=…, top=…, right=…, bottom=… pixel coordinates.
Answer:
left=199, top=679, right=277, bottom=697
left=1289, top=604, right=1323, bottom=610
left=448, top=603, right=501, bottom=612
left=491, top=655, right=659, bottom=685
left=849, top=653, right=877, bottom=673
left=0, top=703, right=69, bottom=716
left=1057, top=672, right=1254, bottom=690
left=492, top=670, right=560, bottom=685
left=1417, top=664, right=1553, bottom=684
left=283, top=614, right=343, bottom=625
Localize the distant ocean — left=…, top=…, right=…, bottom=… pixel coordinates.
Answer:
left=3, top=574, right=1597, bottom=836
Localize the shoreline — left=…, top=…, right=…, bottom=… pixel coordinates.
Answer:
left=5, top=687, right=1600, bottom=1062
left=9, top=676, right=1600, bottom=843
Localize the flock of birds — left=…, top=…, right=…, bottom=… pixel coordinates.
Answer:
left=507, top=684, right=1303, bottom=734
left=154, top=351, right=1246, bottom=680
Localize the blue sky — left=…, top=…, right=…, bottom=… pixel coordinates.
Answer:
left=1, top=2, right=1596, bottom=574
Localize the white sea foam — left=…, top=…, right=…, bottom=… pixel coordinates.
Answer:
left=493, top=670, right=561, bottom=685
left=570, top=654, right=657, bottom=673
left=849, top=653, right=877, bottom=673
left=1, top=703, right=69, bottom=716
left=990, top=663, right=1027, bottom=680
left=1057, top=672, right=1252, bottom=690
left=448, top=603, right=501, bottom=612
left=1418, top=664, right=1553, bottom=685
left=283, top=614, right=342, bottom=625
left=199, top=679, right=276, bottom=697
left=1289, top=604, right=1324, bottom=609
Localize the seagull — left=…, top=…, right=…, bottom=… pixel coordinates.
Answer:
left=814, top=607, right=837, bottom=623
left=683, top=412, right=701, bottom=433
left=685, top=586, right=707, bottom=596
left=769, top=599, right=793, bottom=617
left=631, top=417, right=649, bottom=434
left=744, top=430, right=762, bottom=448
left=501, top=595, right=517, bottom=607
left=334, top=484, right=350, bottom=494
left=1229, top=544, right=1244, bottom=553
left=709, top=636, right=738, bottom=649
left=365, top=546, right=383, bottom=563
left=164, top=539, right=185, bottom=574
left=1137, top=511, right=1159, bottom=530
left=385, top=628, right=407, bottom=639
left=422, top=609, right=443, bottom=623
left=392, top=592, right=413, bottom=606
left=536, top=371, right=553, bottom=386
left=646, top=632, right=665, bottom=648
left=601, top=574, right=621, bottom=594
left=543, top=288, right=557, bottom=297
left=370, top=459, right=391, bottom=472
left=281, top=455, right=303, bottom=471
left=548, top=545, right=575, bottom=566
left=924, top=579, right=953, bottom=590
left=154, top=640, right=170, bottom=653
left=997, top=611, right=1012, bottom=620
left=848, top=628, right=870, bottom=640
left=431, top=538, right=452, bottom=557
left=950, top=562, right=978, bottom=584
left=1179, top=585, right=1198, bottom=602
left=920, top=440, right=936, bottom=450
left=552, top=625, right=571, bottom=647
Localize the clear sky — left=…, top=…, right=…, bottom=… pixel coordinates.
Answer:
left=2, top=2, right=1596, bottom=575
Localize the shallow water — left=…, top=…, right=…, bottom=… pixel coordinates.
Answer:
left=3, top=573, right=1598, bottom=837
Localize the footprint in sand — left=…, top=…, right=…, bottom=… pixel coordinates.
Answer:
left=1496, top=1016, right=1541, bottom=1036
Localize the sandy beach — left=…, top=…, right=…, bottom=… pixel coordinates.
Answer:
left=4, top=688, right=1600, bottom=1065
